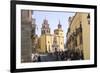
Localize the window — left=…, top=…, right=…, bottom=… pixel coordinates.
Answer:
left=55, top=32, right=58, bottom=35
left=61, top=42, right=62, bottom=45
left=47, top=30, right=50, bottom=33
left=80, top=33, right=83, bottom=44
left=75, top=38, right=77, bottom=46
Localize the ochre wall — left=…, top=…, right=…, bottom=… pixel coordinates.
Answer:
left=67, top=13, right=90, bottom=60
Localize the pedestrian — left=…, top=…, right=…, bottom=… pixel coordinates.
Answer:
left=37, top=55, right=41, bottom=62
left=31, top=53, right=34, bottom=62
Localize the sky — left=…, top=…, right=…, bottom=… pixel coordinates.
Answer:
left=32, top=11, right=75, bottom=44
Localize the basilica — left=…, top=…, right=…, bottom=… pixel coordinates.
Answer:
left=35, top=18, right=64, bottom=53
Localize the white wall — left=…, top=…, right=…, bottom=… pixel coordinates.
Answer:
left=0, top=0, right=99, bottom=73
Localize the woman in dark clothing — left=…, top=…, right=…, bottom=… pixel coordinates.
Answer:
left=37, top=55, right=41, bottom=62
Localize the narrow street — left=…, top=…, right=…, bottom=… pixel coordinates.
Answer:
left=31, top=49, right=84, bottom=62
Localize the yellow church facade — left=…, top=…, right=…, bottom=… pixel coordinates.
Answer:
left=66, top=13, right=90, bottom=60
left=37, top=19, right=64, bottom=53
left=54, top=23, right=64, bottom=51
left=38, top=34, right=53, bottom=53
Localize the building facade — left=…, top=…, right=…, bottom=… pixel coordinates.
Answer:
left=31, top=18, right=37, bottom=53
left=66, top=13, right=90, bottom=60
left=38, top=18, right=53, bottom=53
left=38, top=19, right=64, bottom=53
left=21, top=10, right=33, bottom=62
left=53, top=21, right=64, bottom=52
